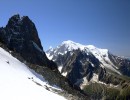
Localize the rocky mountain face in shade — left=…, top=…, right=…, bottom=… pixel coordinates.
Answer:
left=46, top=40, right=130, bottom=93
left=0, top=14, right=57, bottom=70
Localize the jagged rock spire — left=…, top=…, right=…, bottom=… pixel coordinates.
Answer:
left=0, top=14, right=57, bottom=70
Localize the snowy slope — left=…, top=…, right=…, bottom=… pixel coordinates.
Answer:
left=86, top=45, right=121, bottom=74
left=0, top=47, right=66, bottom=100
left=46, top=40, right=120, bottom=75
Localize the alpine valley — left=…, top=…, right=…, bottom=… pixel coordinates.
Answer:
left=0, top=14, right=130, bottom=100
left=46, top=40, right=130, bottom=99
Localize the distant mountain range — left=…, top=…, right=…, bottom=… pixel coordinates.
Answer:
left=46, top=40, right=130, bottom=77
left=46, top=40, right=130, bottom=99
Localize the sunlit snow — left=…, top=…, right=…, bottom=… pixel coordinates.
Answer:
left=0, top=47, right=66, bottom=100
left=46, top=40, right=121, bottom=75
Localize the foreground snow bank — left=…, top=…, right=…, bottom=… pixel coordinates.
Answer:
left=0, top=47, right=66, bottom=100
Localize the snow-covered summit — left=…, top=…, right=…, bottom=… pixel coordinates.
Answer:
left=46, top=40, right=109, bottom=60
left=45, top=40, right=130, bottom=93
left=61, top=40, right=86, bottom=51
left=46, top=40, right=121, bottom=75
left=61, top=40, right=108, bottom=53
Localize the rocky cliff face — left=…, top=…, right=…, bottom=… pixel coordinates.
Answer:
left=108, top=54, right=130, bottom=76
left=52, top=49, right=101, bottom=86
left=0, top=14, right=57, bottom=70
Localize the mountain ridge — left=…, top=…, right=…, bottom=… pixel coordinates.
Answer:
left=46, top=40, right=130, bottom=92
left=46, top=40, right=122, bottom=75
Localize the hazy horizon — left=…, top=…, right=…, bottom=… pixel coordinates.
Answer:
left=0, top=0, right=130, bottom=57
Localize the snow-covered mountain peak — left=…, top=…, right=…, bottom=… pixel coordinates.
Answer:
left=61, top=40, right=85, bottom=51
left=46, top=40, right=110, bottom=60
left=61, top=40, right=109, bottom=54
left=46, top=40, right=121, bottom=75
left=86, top=45, right=96, bottom=49
left=86, top=45, right=108, bottom=52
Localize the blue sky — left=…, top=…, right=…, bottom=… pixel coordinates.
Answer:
left=0, top=0, right=130, bottom=56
